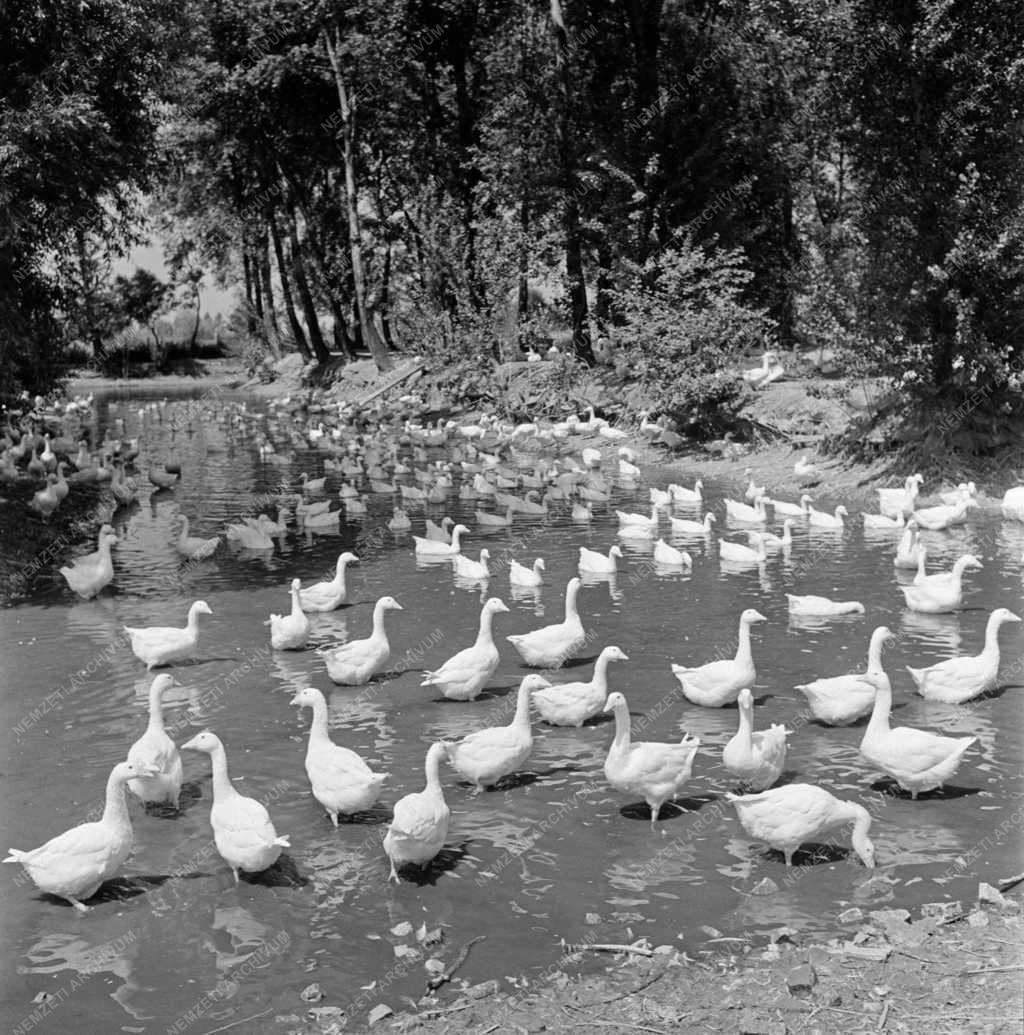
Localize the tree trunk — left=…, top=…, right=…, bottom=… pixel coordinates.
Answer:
left=285, top=203, right=330, bottom=365
left=256, top=228, right=283, bottom=359
left=189, top=281, right=201, bottom=354
left=322, top=27, right=392, bottom=372
left=268, top=207, right=310, bottom=359
left=516, top=194, right=530, bottom=350
left=452, top=48, right=482, bottom=307
left=595, top=239, right=612, bottom=334
left=380, top=240, right=395, bottom=349
left=549, top=0, right=594, bottom=365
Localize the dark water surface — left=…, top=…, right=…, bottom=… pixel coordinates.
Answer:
left=2, top=390, right=1022, bottom=1031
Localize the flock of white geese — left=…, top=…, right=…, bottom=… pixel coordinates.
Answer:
left=4, top=394, right=1023, bottom=909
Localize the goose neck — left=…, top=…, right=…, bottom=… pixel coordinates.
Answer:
left=475, top=605, right=497, bottom=646
left=611, top=703, right=631, bottom=748
left=983, top=614, right=1004, bottom=653
left=512, top=683, right=533, bottom=728
left=735, top=619, right=754, bottom=663
left=103, top=768, right=132, bottom=828
left=866, top=677, right=893, bottom=735
left=306, top=696, right=331, bottom=741
left=147, top=684, right=168, bottom=733
left=592, top=652, right=613, bottom=691
left=206, top=742, right=236, bottom=799
left=424, top=746, right=444, bottom=793
left=866, top=631, right=887, bottom=673
left=736, top=699, right=753, bottom=744
left=371, top=602, right=389, bottom=639
left=564, top=582, right=580, bottom=621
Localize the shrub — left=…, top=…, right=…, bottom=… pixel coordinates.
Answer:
left=612, top=239, right=774, bottom=436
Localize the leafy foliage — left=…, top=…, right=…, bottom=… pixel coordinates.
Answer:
left=612, top=241, right=771, bottom=435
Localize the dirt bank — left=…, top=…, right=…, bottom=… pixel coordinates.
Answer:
left=280, top=889, right=1022, bottom=1034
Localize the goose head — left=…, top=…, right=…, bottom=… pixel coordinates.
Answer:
left=337, top=551, right=360, bottom=569
left=991, top=607, right=1022, bottom=627
left=150, top=673, right=177, bottom=699
left=834, top=505, right=849, bottom=518
left=521, top=673, right=553, bottom=694
left=376, top=595, right=403, bottom=613
left=603, top=691, right=627, bottom=714
left=609, top=545, right=624, bottom=560
left=483, top=597, right=510, bottom=616
left=602, top=645, right=630, bottom=663
left=737, top=687, right=754, bottom=709
left=113, top=760, right=159, bottom=781
left=181, top=730, right=221, bottom=754
left=289, top=686, right=325, bottom=709
left=741, top=608, right=767, bottom=625
left=190, top=600, right=214, bottom=618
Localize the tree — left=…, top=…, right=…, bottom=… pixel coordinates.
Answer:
left=113, top=269, right=172, bottom=352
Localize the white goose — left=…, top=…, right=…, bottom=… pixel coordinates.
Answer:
left=878, top=473, right=924, bottom=518
left=443, top=674, right=551, bottom=790
left=127, top=674, right=183, bottom=808
left=4, top=760, right=156, bottom=911
left=531, top=645, right=628, bottom=727
left=755, top=519, right=794, bottom=549
left=796, top=626, right=892, bottom=725
left=578, top=544, right=623, bottom=574
left=893, top=521, right=922, bottom=569
left=507, top=577, right=586, bottom=668
left=1000, top=486, right=1024, bottom=522
left=603, top=692, right=700, bottom=829
left=786, top=594, right=864, bottom=617
left=320, top=596, right=403, bottom=684
left=413, top=522, right=469, bottom=557
left=900, top=554, right=982, bottom=613
left=182, top=731, right=290, bottom=881
left=720, top=536, right=766, bottom=565
left=176, top=515, right=220, bottom=560
left=124, top=600, right=213, bottom=669
left=454, top=548, right=491, bottom=580
left=724, top=497, right=768, bottom=523
left=671, top=609, right=766, bottom=707
left=616, top=504, right=661, bottom=531
left=268, top=579, right=311, bottom=650
left=422, top=597, right=508, bottom=700
left=653, top=539, right=692, bottom=567
left=669, top=511, right=716, bottom=535
left=59, top=526, right=117, bottom=599
left=906, top=607, right=1021, bottom=703
left=807, top=504, right=848, bottom=529
left=383, top=743, right=450, bottom=882
left=766, top=493, right=813, bottom=518
left=298, top=552, right=359, bottom=611
left=913, top=498, right=978, bottom=531
left=743, top=469, right=766, bottom=501
left=859, top=670, right=977, bottom=798
left=668, top=480, right=703, bottom=504
left=727, top=784, right=875, bottom=868
left=863, top=510, right=904, bottom=530
left=722, top=688, right=788, bottom=791
left=291, top=687, right=386, bottom=823
left=424, top=516, right=455, bottom=542
left=509, top=557, right=545, bottom=587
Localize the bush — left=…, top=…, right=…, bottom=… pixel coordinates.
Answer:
left=612, top=240, right=774, bottom=437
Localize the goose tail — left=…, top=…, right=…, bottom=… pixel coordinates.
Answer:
left=905, top=665, right=925, bottom=688
left=273, top=835, right=291, bottom=849
left=420, top=671, right=437, bottom=686
left=3, top=849, right=26, bottom=863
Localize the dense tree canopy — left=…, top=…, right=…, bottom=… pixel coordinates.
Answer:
left=2, top=0, right=1022, bottom=436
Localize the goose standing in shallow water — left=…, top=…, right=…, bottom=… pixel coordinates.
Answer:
left=507, top=577, right=586, bottom=668
left=127, top=674, right=183, bottom=808
left=59, top=526, right=117, bottom=598
left=796, top=626, right=893, bottom=725
left=182, top=732, right=290, bottom=881
left=298, top=552, right=359, bottom=611
left=383, top=743, right=450, bottom=882
left=858, top=671, right=977, bottom=798
left=602, top=692, right=700, bottom=829
left=422, top=597, right=508, bottom=700
left=291, top=687, right=386, bottom=823
left=672, top=609, right=766, bottom=707
left=4, top=760, right=156, bottom=910
left=727, top=784, right=875, bottom=868
left=443, top=674, right=551, bottom=790
left=268, top=579, right=310, bottom=650
left=906, top=607, right=1021, bottom=703
left=321, top=596, right=403, bottom=685
left=531, top=645, right=628, bottom=727
left=124, top=600, right=213, bottom=669
left=722, top=688, right=788, bottom=791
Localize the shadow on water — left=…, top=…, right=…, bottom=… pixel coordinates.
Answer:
left=619, top=793, right=719, bottom=824
left=241, top=853, right=309, bottom=888
left=763, top=843, right=853, bottom=867
left=392, top=842, right=470, bottom=887
left=869, top=779, right=981, bottom=801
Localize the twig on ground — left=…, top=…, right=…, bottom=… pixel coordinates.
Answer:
left=877, top=1000, right=890, bottom=1030
left=960, top=964, right=1024, bottom=976
left=426, top=935, right=486, bottom=991
left=583, top=970, right=666, bottom=1006
left=202, top=1008, right=272, bottom=1035
left=562, top=942, right=653, bottom=957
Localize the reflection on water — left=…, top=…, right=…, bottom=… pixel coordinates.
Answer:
left=2, top=392, right=1023, bottom=1031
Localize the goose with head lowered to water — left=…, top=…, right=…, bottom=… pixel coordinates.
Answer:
left=507, top=577, right=586, bottom=668
left=422, top=597, right=509, bottom=700
left=906, top=607, right=1021, bottom=704
left=727, top=783, right=876, bottom=868
left=671, top=609, right=766, bottom=707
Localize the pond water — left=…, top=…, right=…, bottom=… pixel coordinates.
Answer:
left=2, top=390, right=1022, bottom=1032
